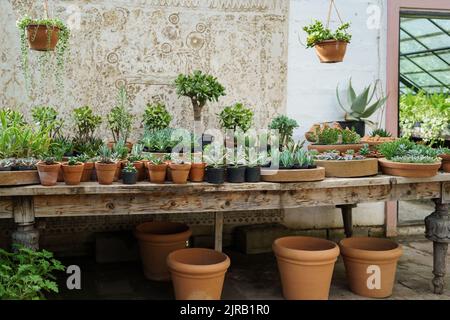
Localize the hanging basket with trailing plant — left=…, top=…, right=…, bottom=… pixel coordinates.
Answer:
left=302, top=0, right=351, bottom=63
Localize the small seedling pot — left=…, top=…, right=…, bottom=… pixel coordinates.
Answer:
left=206, top=167, right=226, bottom=184
left=122, top=171, right=137, bottom=185
left=226, top=166, right=246, bottom=183
left=245, top=166, right=261, bottom=182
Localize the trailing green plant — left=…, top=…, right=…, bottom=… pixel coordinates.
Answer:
left=0, top=244, right=65, bottom=300
left=97, top=144, right=115, bottom=164
left=437, top=147, right=450, bottom=155
left=203, top=143, right=226, bottom=168
left=269, top=115, right=299, bottom=148
left=32, top=106, right=63, bottom=139
left=219, top=103, right=254, bottom=132
left=336, top=79, right=387, bottom=124
left=123, top=162, right=137, bottom=173
left=108, top=86, right=133, bottom=143
left=175, top=70, right=226, bottom=121
left=371, top=128, right=392, bottom=138
left=303, top=20, right=351, bottom=48
left=143, top=102, right=172, bottom=132
left=17, top=16, right=70, bottom=91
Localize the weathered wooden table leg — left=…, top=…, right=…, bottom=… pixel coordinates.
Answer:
left=336, top=204, right=357, bottom=238
left=214, top=212, right=224, bottom=252
left=11, top=196, right=39, bottom=250
left=425, top=198, right=450, bottom=294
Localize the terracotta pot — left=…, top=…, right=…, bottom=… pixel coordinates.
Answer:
left=113, top=161, right=125, bottom=182
left=26, top=25, right=60, bottom=51
left=57, top=167, right=64, bottom=182
left=378, top=158, right=441, bottom=178
left=189, top=163, right=207, bottom=182
left=273, top=236, right=340, bottom=300
left=141, top=160, right=149, bottom=180
left=61, top=163, right=84, bottom=185
left=315, top=159, right=379, bottom=178
left=81, top=162, right=94, bottom=182
left=135, top=221, right=192, bottom=281
left=439, top=154, right=450, bottom=173
left=169, top=163, right=192, bottom=184
left=167, top=248, right=230, bottom=300
left=36, top=162, right=61, bottom=186
left=340, top=237, right=403, bottom=298
left=107, top=141, right=133, bottom=152
left=95, top=162, right=117, bottom=185
left=308, top=143, right=364, bottom=154
left=131, top=161, right=146, bottom=181
left=314, top=40, right=348, bottom=63
left=261, top=167, right=325, bottom=182
left=147, top=163, right=168, bottom=183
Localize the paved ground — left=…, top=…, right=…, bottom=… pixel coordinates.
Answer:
left=50, top=236, right=450, bottom=300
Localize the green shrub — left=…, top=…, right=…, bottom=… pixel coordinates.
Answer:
left=108, top=86, right=133, bottom=143
left=219, top=103, right=254, bottom=132
left=143, top=102, right=172, bottom=132
left=303, top=20, right=351, bottom=48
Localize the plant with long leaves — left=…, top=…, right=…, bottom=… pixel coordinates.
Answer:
left=108, top=86, right=133, bottom=143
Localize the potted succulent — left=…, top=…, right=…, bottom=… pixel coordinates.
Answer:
left=128, top=144, right=146, bottom=181
left=438, top=147, right=450, bottom=173
left=303, top=20, right=351, bottom=63
left=141, top=128, right=181, bottom=160
left=174, top=70, right=226, bottom=124
left=245, top=148, right=262, bottom=183
left=122, top=163, right=138, bottom=185
left=377, top=139, right=442, bottom=178
left=336, top=79, right=388, bottom=136
left=203, top=144, right=226, bottom=184
left=76, top=153, right=95, bottom=182
left=0, top=159, right=14, bottom=172
left=95, top=145, right=117, bottom=185
left=71, top=106, right=103, bottom=156
left=143, top=102, right=172, bottom=132
left=61, top=157, right=84, bottom=185
left=36, top=156, right=61, bottom=186
left=169, top=160, right=192, bottom=184
left=226, top=148, right=246, bottom=183
left=107, top=86, right=133, bottom=150
left=306, top=123, right=363, bottom=154
left=269, top=115, right=299, bottom=150
left=361, top=129, right=396, bottom=155
left=112, top=139, right=129, bottom=181
left=314, top=149, right=378, bottom=178
left=147, top=156, right=168, bottom=184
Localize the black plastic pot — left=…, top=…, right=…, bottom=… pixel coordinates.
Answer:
left=338, top=120, right=365, bottom=137
left=206, top=167, right=226, bottom=184
left=245, top=166, right=261, bottom=182
left=12, top=165, right=36, bottom=171
left=0, top=167, right=12, bottom=172
left=122, top=171, right=137, bottom=185
left=227, top=166, right=246, bottom=183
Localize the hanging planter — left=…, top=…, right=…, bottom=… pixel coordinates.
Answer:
left=302, top=1, right=351, bottom=63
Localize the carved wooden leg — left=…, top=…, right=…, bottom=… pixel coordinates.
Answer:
left=337, top=204, right=356, bottom=238
left=214, top=212, right=224, bottom=252
left=425, top=198, right=450, bottom=294
left=11, top=196, right=39, bottom=250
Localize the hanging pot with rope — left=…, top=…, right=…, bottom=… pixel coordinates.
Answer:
left=302, top=0, right=352, bottom=63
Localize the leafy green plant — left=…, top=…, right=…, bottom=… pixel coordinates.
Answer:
left=0, top=108, right=26, bottom=128
left=437, top=147, right=450, bottom=155
left=72, top=106, right=102, bottom=154
left=112, top=139, right=129, bottom=161
left=269, top=115, right=299, bottom=148
left=341, top=129, right=361, bottom=144
left=97, top=144, right=114, bottom=164
left=226, top=147, right=246, bottom=168
left=219, top=103, right=254, bottom=132
left=32, top=106, right=63, bottom=139
left=294, top=149, right=315, bottom=168
left=377, top=139, right=440, bottom=163
left=303, top=20, right=351, bottom=48
left=315, top=127, right=339, bottom=145
left=17, top=16, right=70, bottom=91
left=0, top=245, right=65, bottom=300
left=123, top=162, right=137, bottom=173
left=67, top=157, right=79, bottom=166
left=359, top=144, right=370, bottom=156
left=148, top=155, right=165, bottom=165
left=141, top=128, right=181, bottom=153
left=108, top=86, right=133, bottom=143
left=336, top=79, right=387, bottom=124
left=75, top=153, right=90, bottom=163
left=128, top=144, right=144, bottom=162
left=143, top=102, right=172, bottom=132
left=42, top=156, right=57, bottom=165
left=175, top=70, right=226, bottom=121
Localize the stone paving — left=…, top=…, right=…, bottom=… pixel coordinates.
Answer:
left=51, top=236, right=450, bottom=300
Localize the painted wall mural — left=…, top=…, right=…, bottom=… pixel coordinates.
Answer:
left=0, top=0, right=289, bottom=139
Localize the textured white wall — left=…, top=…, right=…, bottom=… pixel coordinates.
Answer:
left=284, top=0, right=388, bottom=228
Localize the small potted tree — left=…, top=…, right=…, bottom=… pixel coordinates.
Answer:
left=107, top=86, right=134, bottom=151
left=143, top=102, right=172, bottom=132
left=95, top=145, right=117, bottom=185
left=36, top=156, right=61, bottom=186
left=122, top=163, right=138, bottom=185
left=219, top=103, right=254, bottom=133
left=175, top=70, right=226, bottom=123
left=269, top=115, right=299, bottom=150
left=61, top=157, right=84, bottom=185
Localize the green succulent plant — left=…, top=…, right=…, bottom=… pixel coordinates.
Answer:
left=122, top=162, right=137, bottom=173
left=97, top=144, right=115, bottom=164
left=203, top=143, right=226, bottom=168
left=219, top=103, right=254, bottom=132
left=143, top=102, right=172, bottom=132
left=370, top=128, right=392, bottom=138
left=269, top=115, right=299, bottom=149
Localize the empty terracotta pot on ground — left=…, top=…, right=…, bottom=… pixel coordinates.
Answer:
left=27, top=25, right=60, bottom=51
left=167, top=248, right=230, bottom=300
left=378, top=158, right=441, bottom=178
left=61, top=163, right=84, bottom=185
left=273, top=236, right=340, bottom=300
left=339, top=237, right=402, bottom=298
left=190, top=163, right=207, bottom=182
left=95, top=162, right=117, bottom=185
left=147, top=163, right=167, bottom=183
left=36, top=162, right=61, bottom=186
left=135, top=221, right=192, bottom=281
left=314, top=40, right=348, bottom=63
left=169, top=163, right=192, bottom=184
left=81, top=162, right=94, bottom=182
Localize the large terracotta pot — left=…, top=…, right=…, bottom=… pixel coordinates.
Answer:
left=167, top=248, right=230, bottom=300
left=273, top=236, right=340, bottom=300
left=61, top=163, right=84, bottom=186
left=189, top=163, right=207, bottom=182
left=261, top=167, right=325, bottom=182
left=36, top=162, right=61, bottom=186
left=147, top=163, right=168, bottom=184
left=378, top=158, right=441, bottom=178
left=81, top=162, right=94, bottom=182
left=308, top=143, right=364, bottom=154
left=95, top=162, right=117, bottom=185
left=169, top=163, right=192, bottom=184
left=314, top=40, right=348, bottom=63
left=135, top=221, right=192, bottom=281
left=340, top=237, right=402, bottom=298
left=26, top=25, right=60, bottom=51
left=439, top=154, right=450, bottom=173
left=315, top=159, right=379, bottom=178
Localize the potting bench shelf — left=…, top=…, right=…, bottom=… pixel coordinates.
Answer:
left=1, top=173, right=450, bottom=294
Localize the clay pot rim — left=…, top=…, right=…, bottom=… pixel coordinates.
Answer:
left=339, top=237, right=403, bottom=261
left=27, top=24, right=61, bottom=30
left=379, top=158, right=441, bottom=169
left=315, top=39, right=349, bottom=45
left=135, top=221, right=192, bottom=243
left=169, top=163, right=192, bottom=170
left=191, top=162, right=207, bottom=167
left=167, top=248, right=230, bottom=275
left=438, top=154, right=450, bottom=161
left=273, top=236, right=340, bottom=262
left=61, top=162, right=84, bottom=168
left=148, top=163, right=168, bottom=169
left=37, top=161, right=61, bottom=168
left=95, top=161, right=117, bottom=166
left=315, top=158, right=377, bottom=164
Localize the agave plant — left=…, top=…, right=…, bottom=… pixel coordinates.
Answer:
left=336, top=79, right=388, bottom=124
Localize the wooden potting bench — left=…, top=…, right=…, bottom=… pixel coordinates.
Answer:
left=0, top=173, right=449, bottom=294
